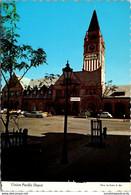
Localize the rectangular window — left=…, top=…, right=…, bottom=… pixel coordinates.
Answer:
left=57, top=90, right=62, bottom=97
left=73, top=90, right=79, bottom=97
left=16, top=92, right=21, bottom=96
left=90, top=90, right=94, bottom=95
left=86, top=89, right=89, bottom=95
left=11, top=92, right=14, bottom=96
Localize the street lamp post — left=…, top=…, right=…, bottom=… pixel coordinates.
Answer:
left=61, top=61, right=73, bottom=164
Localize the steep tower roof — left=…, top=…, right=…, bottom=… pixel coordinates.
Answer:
left=88, top=10, right=100, bottom=32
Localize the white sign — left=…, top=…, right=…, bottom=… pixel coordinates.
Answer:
left=85, top=54, right=98, bottom=60
left=70, top=97, right=81, bottom=101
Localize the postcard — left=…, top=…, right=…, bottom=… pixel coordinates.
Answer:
left=1, top=0, right=130, bottom=193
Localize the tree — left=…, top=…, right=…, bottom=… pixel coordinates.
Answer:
left=99, top=80, right=118, bottom=113
left=45, top=73, right=60, bottom=81
left=1, top=1, right=47, bottom=134
left=102, top=80, right=117, bottom=97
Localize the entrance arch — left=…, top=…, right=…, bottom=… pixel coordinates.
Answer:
left=104, top=102, right=112, bottom=114
left=55, top=102, right=63, bottom=115
left=114, top=102, right=125, bottom=118
left=87, top=102, right=95, bottom=116
left=72, top=102, right=79, bottom=115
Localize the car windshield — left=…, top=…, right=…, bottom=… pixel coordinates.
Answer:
left=31, top=111, right=41, bottom=114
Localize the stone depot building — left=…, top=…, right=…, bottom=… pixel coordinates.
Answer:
left=1, top=10, right=130, bottom=118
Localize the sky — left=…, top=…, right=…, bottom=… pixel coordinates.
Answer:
left=2, top=0, right=131, bottom=86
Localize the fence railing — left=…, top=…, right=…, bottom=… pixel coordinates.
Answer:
left=91, top=119, right=107, bottom=145
left=1, top=128, right=28, bottom=148
left=91, top=119, right=102, bottom=145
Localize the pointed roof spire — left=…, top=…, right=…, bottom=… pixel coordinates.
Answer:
left=88, top=10, right=100, bottom=32
left=84, top=32, right=88, bottom=40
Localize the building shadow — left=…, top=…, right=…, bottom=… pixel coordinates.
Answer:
left=1, top=133, right=130, bottom=182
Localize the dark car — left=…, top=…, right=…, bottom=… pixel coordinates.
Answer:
left=24, top=111, right=44, bottom=118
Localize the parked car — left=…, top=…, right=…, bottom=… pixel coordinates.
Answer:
left=98, top=112, right=113, bottom=118
left=39, top=111, right=48, bottom=117
left=16, top=110, right=21, bottom=114
left=9, top=110, right=21, bottom=115
left=24, top=111, right=45, bottom=118
left=78, top=111, right=91, bottom=118
left=0, top=108, right=7, bottom=114
left=9, top=110, right=18, bottom=115
left=21, top=111, right=29, bottom=116
left=0, top=110, right=4, bottom=114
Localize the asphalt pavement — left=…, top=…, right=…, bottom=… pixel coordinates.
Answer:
left=1, top=116, right=130, bottom=182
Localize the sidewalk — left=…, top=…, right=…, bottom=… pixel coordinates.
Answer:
left=2, top=132, right=130, bottom=182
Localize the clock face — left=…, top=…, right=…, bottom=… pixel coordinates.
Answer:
left=88, top=44, right=96, bottom=51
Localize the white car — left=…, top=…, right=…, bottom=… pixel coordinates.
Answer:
left=98, top=112, right=113, bottom=118
left=0, top=110, right=4, bottom=114
left=0, top=109, right=7, bottom=114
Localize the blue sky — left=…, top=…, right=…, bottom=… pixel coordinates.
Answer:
left=4, top=1, right=131, bottom=86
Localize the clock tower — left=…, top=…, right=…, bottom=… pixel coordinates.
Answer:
left=83, top=10, right=105, bottom=86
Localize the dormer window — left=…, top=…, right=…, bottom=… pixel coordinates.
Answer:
left=27, top=91, right=29, bottom=95
left=40, top=90, right=44, bottom=95
left=48, top=89, right=52, bottom=95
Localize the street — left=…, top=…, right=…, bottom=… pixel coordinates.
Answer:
left=1, top=115, right=130, bottom=136
left=1, top=115, right=130, bottom=182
